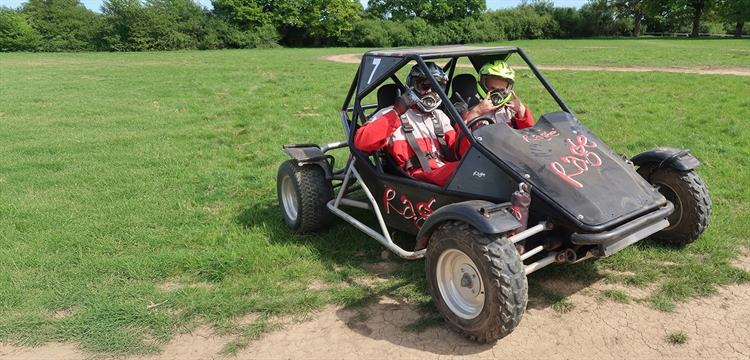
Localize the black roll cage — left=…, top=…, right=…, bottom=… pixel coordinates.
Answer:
left=335, top=45, right=624, bottom=232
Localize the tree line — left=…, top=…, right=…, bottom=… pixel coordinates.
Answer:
left=1, top=0, right=748, bottom=52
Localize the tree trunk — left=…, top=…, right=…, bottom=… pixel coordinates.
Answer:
left=735, top=22, right=745, bottom=38
left=634, top=9, right=643, bottom=37
left=689, top=3, right=704, bottom=38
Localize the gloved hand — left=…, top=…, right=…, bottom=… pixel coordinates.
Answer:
left=453, top=92, right=469, bottom=116
left=393, top=87, right=418, bottom=116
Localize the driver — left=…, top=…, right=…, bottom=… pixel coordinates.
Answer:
left=354, top=62, right=465, bottom=187
left=461, top=60, right=534, bottom=129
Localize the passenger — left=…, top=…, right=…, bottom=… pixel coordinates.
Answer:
left=462, top=60, right=534, bottom=129
left=353, top=62, right=463, bottom=187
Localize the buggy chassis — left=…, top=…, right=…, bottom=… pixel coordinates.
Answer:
left=277, top=46, right=711, bottom=341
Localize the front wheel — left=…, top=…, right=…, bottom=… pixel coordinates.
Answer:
left=277, top=160, right=334, bottom=233
left=637, top=165, right=712, bottom=246
left=425, top=221, right=527, bottom=342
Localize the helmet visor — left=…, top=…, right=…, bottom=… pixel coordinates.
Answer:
left=415, top=78, right=447, bottom=92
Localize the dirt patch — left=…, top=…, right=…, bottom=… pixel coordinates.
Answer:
left=733, top=248, right=750, bottom=272
left=156, top=279, right=214, bottom=292
left=536, top=65, right=750, bottom=76
left=363, top=261, right=403, bottom=275
left=322, top=54, right=750, bottom=76
left=323, top=54, right=363, bottom=64
left=231, top=281, right=750, bottom=359
left=4, top=276, right=748, bottom=359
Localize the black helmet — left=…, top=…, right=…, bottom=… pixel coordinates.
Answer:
left=405, top=62, right=447, bottom=112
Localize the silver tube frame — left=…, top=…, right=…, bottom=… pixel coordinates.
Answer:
left=327, top=157, right=426, bottom=260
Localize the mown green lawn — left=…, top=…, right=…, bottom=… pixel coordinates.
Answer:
left=1, top=38, right=748, bottom=355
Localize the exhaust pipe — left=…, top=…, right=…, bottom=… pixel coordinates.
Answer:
left=555, top=248, right=577, bottom=264
left=543, top=236, right=563, bottom=251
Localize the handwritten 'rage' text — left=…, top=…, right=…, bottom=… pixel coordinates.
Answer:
left=549, top=135, right=602, bottom=188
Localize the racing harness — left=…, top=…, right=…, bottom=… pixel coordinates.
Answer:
left=399, top=112, right=456, bottom=173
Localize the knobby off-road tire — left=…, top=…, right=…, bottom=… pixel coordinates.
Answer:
left=425, top=221, right=527, bottom=342
left=277, top=160, right=334, bottom=233
left=637, top=165, right=712, bottom=246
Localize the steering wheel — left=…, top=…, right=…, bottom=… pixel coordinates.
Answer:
left=454, top=115, right=496, bottom=161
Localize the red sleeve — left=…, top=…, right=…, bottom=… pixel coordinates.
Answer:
left=353, top=109, right=402, bottom=152
left=515, top=107, right=534, bottom=129
left=449, top=122, right=470, bottom=158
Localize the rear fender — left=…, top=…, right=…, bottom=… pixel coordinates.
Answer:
left=630, top=147, right=701, bottom=172
left=282, top=144, right=333, bottom=179
left=414, top=200, right=522, bottom=251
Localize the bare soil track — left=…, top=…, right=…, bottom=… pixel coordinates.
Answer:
left=2, top=253, right=749, bottom=359
left=323, top=53, right=750, bottom=76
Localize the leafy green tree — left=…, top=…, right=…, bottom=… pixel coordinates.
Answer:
left=687, top=0, right=717, bottom=37
left=639, top=0, right=685, bottom=34
left=662, top=0, right=717, bottom=37
left=100, top=0, right=154, bottom=50
left=551, top=6, right=586, bottom=38
left=717, top=0, right=749, bottom=37
left=21, top=0, right=101, bottom=51
left=402, top=17, right=439, bottom=45
left=612, top=0, right=646, bottom=36
left=0, top=6, right=43, bottom=51
left=257, top=0, right=360, bottom=45
left=579, top=0, right=631, bottom=36
left=296, top=0, right=362, bottom=45
left=144, top=0, right=208, bottom=49
left=366, top=0, right=485, bottom=22
left=483, top=5, right=558, bottom=40
left=524, top=0, right=555, bottom=15
left=211, top=0, right=271, bottom=30
left=211, top=0, right=360, bottom=46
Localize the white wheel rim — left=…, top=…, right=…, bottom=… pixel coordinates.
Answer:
left=436, top=248, right=484, bottom=319
left=280, top=175, right=298, bottom=222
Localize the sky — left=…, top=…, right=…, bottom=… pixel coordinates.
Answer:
left=0, top=0, right=589, bottom=13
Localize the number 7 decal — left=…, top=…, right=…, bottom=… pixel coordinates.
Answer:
left=367, top=58, right=381, bottom=84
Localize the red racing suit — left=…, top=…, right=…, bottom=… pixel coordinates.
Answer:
left=355, top=105, right=534, bottom=187
left=354, top=106, right=461, bottom=187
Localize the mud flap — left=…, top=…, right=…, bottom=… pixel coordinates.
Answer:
left=282, top=144, right=333, bottom=179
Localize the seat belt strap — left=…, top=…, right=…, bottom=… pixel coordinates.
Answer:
left=400, top=114, right=432, bottom=172
left=430, top=114, right=456, bottom=162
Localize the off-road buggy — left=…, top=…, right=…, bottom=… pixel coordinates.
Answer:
left=276, top=46, right=712, bottom=342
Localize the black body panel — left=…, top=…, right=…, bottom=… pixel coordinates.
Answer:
left=446, top=147, right=519, bottom=201
left=471, top=111, right=667, bottom=227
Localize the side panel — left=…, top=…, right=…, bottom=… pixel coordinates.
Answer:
left=354, top=160, right=474, bottom=236
left=446, top=147, right=518, bottom=201
left=374, top=179, right=472, bottom=235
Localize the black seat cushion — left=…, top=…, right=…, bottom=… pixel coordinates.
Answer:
left=376, top=83, right=404, bottom=112
left=450, top=73, right=480, bottom=109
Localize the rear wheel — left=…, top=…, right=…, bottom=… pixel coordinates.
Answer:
left=425, top=221, right=527, bottom=342
left=637, top=165, right=712, bottom=246
left=277, top=160, right=334, bottom=233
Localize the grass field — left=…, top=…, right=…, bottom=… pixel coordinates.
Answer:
left=1, top=38, right=749, bottom=356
